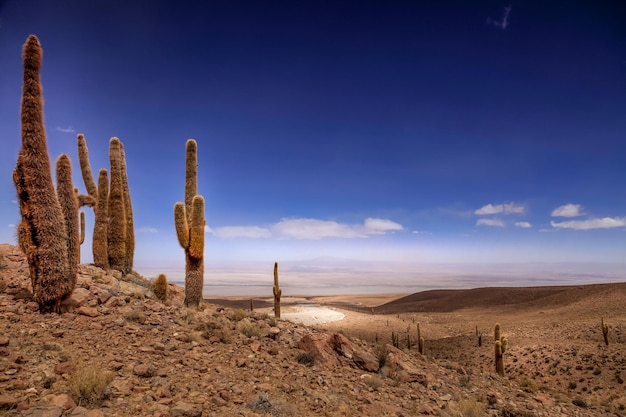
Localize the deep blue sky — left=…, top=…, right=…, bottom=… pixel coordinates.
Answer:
left=1, top=1, right=625, bottom=276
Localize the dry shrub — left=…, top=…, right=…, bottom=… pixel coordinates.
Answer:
left=296, top=352, right=316, bottom=366
left=459, top=399, right=486, bottom=417
left=364, top=375, right=383, bottom=391
left=239, top=322, right=263, bottom=338
left=229, top=309, right=247, bottom=322
left=375, top=344, right=390, bottom=367
left=519, top=377, right=538, bottom=394
left=67, top=360, right=114, bottom=406
left=249, top=392, right=297, bottom=417
left=196, top=320, right=231, bottom=343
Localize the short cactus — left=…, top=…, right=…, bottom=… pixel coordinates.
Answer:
left=273, top=261, right=282, bottom=318
left=153, top=274, right=168, bottom=302
left=494, top=323, right=508, bottom=376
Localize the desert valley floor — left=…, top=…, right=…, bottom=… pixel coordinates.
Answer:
left=1, top=243, right=625, bottom=416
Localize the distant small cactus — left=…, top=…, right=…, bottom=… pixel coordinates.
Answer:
left=601, top=317, right=609, bottom=346
left=273, top=262, right=282, bottom=319
left=153, top=274, right=168, bottom=302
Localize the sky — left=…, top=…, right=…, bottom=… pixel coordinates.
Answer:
left=1, top=1, right=625, bottom=293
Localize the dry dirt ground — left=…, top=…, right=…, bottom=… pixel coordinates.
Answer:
left=1, top=243, right=625, bottom=417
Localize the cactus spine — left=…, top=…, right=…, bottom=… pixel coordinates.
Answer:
left=77, top=134, right=134, bottom=273
left=601, top=317, right=609, bottom=346
left=13, top=35, right=77, bottom=312
left=174, top=139, right=205, bottom=307
left=273, top=261, right=282, bottom=318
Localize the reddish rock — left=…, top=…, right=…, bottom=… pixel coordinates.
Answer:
left=0, top=394, right=18, bottom=410
left=352, top=350, right=380, bottom=372
left=44, top=393, right=77, bottom=410
left=297, top=333, right=339, bottom=367
left=76, top=306, right=99, bottom=317
left=54, top=361, right=74, bottom=375
left=133, top=363, right=156, bottom=378
left=330, top=333, right=355, bottom=358
left=61, top=288, right=92, bottom=308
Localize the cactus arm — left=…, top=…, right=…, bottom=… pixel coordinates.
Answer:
left=188, top=195, right=205, bottom=259
left=92, top=169, right=109, bottom=269
left=77, top=133, right=98, bottom=200
left=79, top=211, right=85, bottom=245
left=174, top=202, right=190, bottom=248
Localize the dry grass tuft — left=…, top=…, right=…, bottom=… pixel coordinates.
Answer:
left=239, top=322, right=264, bottom=338
left=459, top=398, right=486, bottom=417
left=67, top=360, right=114, bottom=406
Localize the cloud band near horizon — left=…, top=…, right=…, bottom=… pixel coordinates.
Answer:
left=206, top=217, right=403, bottom=240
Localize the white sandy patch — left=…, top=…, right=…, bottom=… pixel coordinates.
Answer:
left=281, top=305, right=345, bottom=326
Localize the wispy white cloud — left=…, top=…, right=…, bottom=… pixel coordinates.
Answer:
left=487, top=5, right=512, bottom=30
left=515, top=222, right=532, bottom=228
left=551, top=204, right=584, bottom=218
left=551, top=217, right=626, bottom=230
left=138, top=227, right=158, bottom=233
left=8, top=224, right=15, bottom=228
left=55, top=126, right=75, bottom=133
left=363, top=217, right=403, bottom=234
left=213, top=226, right=272, bottom=239
left=476, top=218, right=505, bottom=227
left=11, top=200, right=17, bottom=204
left=272, top=218, right=364, bottom=239
left=207, top=217, right=404, bottom=240
left=475, top=202, right=525, bottom=215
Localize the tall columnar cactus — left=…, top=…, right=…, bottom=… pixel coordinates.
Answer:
left=120, top=142, right=134, bottom=274
left=107, top=138, right=127, bottom=272
left=77, top=134, right=134, bottom=273
left=13, top=35, right=77, bottom=312
left=273, top=261, right=282, bottom=319
left=174, top=139, right=205, bottom=307
left=494, top=323, right=501, bottom=341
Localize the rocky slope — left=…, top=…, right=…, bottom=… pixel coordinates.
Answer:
left=0, top=244, right=621, bottom=416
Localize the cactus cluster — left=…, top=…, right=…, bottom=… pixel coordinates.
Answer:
left=174, top=139, right=206, bottom=307
left=77, top=135, right=135, bottom=274
left=273, top=261, right=282, bottom=318
left=12, top=35, right=79, bottom=312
